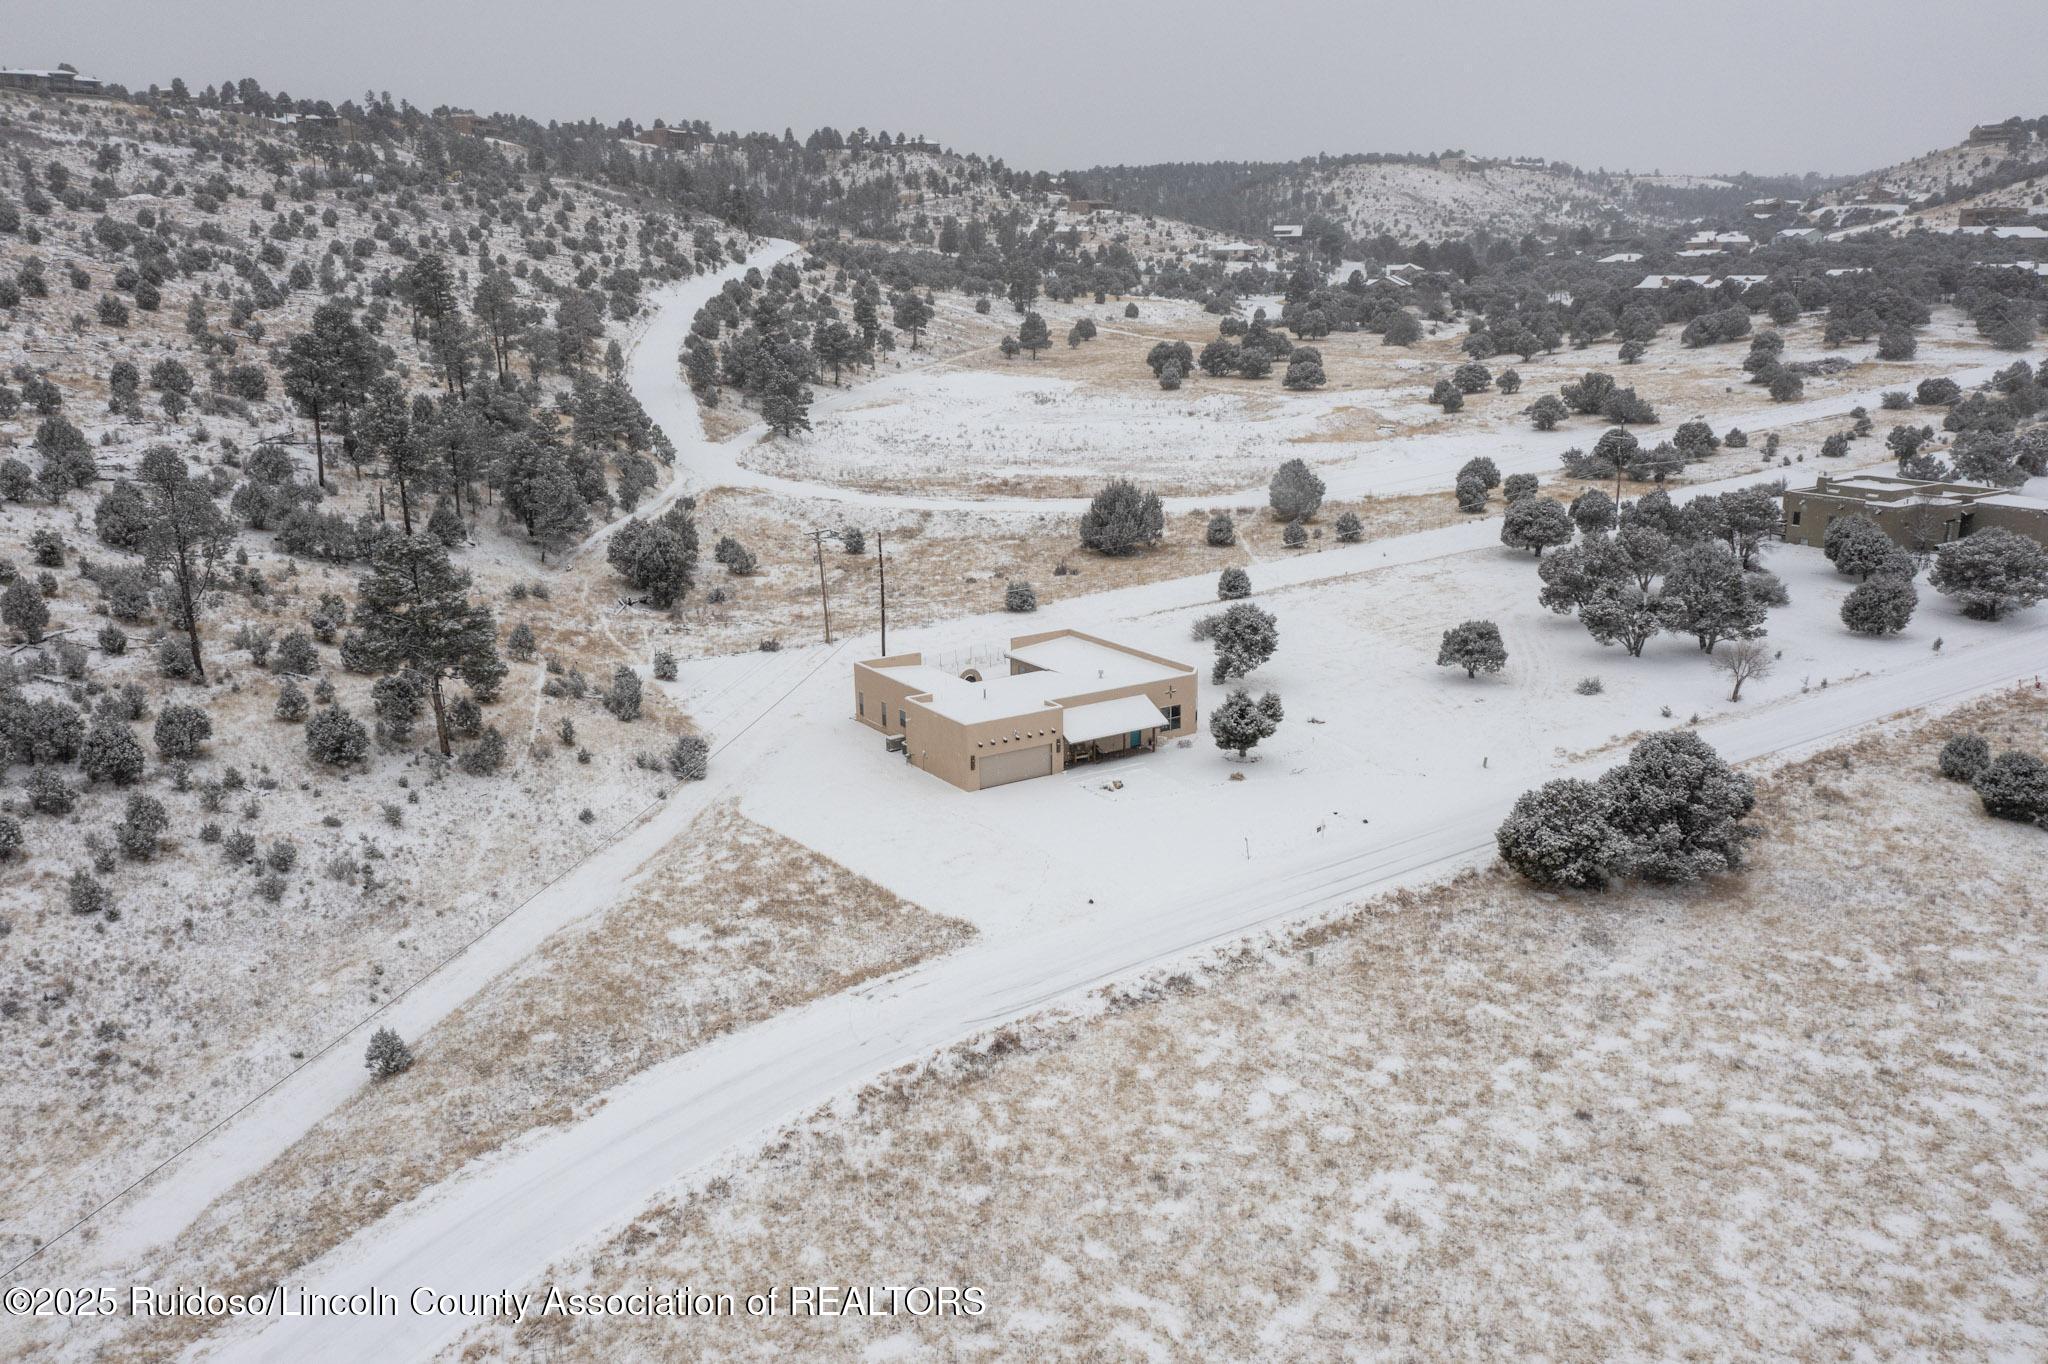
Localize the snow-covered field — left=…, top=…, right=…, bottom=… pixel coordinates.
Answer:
left=469, top=690, right=2048, bottom=1362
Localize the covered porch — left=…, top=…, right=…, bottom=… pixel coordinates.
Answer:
left=1059, top=694, right=1171, bottom=770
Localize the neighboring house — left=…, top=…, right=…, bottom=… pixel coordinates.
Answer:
left=1776, top=227, right=1820, bottom=241
left=0, top=67, right=102, bottom=95
left=634, top=125, right=696, bottom=149
left=1720, top=274, right=1771, bottom=288
left=1065, top=197, right=1112, bottom=214
left=1686, top=230, right=1752, bottom=250
left=1783, top=474, right=2048, bottom=552
left=1634, top=274, right=1712, bottom=290
left=853, top=630, right=1199, bottom=791
left=1959, top=205, right=2031, bottom=228
left=1824, top=267, right=1871, bottom=277
left=1596, top=251, right=1644, bottom=264
left=1205, top=241, right=1261, bottom=261
left=1271, top=223, right=1305, bottom=243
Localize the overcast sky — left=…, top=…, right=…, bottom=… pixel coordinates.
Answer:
left=23, top=0, right=2048, bottom=177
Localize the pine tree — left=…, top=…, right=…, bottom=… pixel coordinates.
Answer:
left=1017, top=311, right=1050, bottom=359
left=352, top=536, right=502, bottom=756
left=1930, top=528, right=2048, bottom=620
left=1079, top=479, right=1164, bottom=556
left=364, top=1026, right=414, bottom=1078
left=1840, top=576, right=1917, bottom=636
left=1207, top=601, right=1278, bottom=683
left=139, top=447, right=233, bottom=681
left=1268, top=458, right=1326, bottom=521
left=1496, top=779, right=1624, bottom=889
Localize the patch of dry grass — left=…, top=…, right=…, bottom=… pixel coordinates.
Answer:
left=468, top=691, right=2048, bottom=1363
left=94, top=802, right=972, bottom=1363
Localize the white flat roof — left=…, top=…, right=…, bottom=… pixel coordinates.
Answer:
left=1007, top=635, right=1185, bottom=688
left=1061, top=694, right=1169, bottom=744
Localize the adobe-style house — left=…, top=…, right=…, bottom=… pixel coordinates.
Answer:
left=854, top=630, right=1198, bottom=791
left=1783, top=474, right=2048, bottom=553
left=0, top=67, right=102, bottom=96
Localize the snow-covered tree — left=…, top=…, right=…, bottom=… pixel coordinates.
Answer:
left=1209, top=687, right=1278, bottom=759
left=1599, top=730, right=1756, bottom=882
left=1205, top=601, right=1279, bottom=683
left=1437, top=620, right=1507, bottom=678
left=1268, top=458, right=1326, bottom=522
left=1930, top=528, right=2048, bottom=620
left=1500, top=497, right=1573, bottom=557
left=152, top=702, right=213, bottom=760
left=1217, top=566, right=1251, bottom=600
left=306, top=705, right=370, bottom=767
left=1658, top=544, right=1768, bottom=652
left=1079, top=479, right=1164, bottom=556
left=1496, top=778, right=1626, bottom=889
left=1840, top=576, right=1917, bottom=636
left=354, top=535, right=501, bottom=756
left=364, top=1027, right=414, bottom=1078
left=1580, top=585, right=1663, bottom=657
left=604, top=667, right=642, bottom=721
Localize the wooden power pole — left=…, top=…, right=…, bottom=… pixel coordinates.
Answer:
left=811, top=529, right=832, bottom=645
left=876, top=530, right=888, bottom=656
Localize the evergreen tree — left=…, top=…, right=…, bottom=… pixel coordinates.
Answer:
left=1658, top=543, right=1768, bottom=652
left=139, top=447, right=232, bottom=681
left=1930, top=528, right=2048, bottom=620
left=1973, top=750, right=2048, bottom=823
left=1209, top=687, right=1278, bottom=759
left=352, top=535, right=502, bottom=756
left=1017, top=311, right=1050, bottom=359
left=1500, top=497, right=1573, bottom=556
left=1437, top=620, right=1507, bottom=678
left=1079, top=479, right=1164, bottom=556
left=1496, top=779, right=1625, bottom=889
left=1840, top=576, right=1917, bottom=635
left=1206, top=601, right=1278, bottom=683
left=1268, top=458, right=1326, bottom=521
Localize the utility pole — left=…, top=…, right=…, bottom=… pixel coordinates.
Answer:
left=811, top=529, right=832, bottom=645
left=876, top=530, right=888, bottom=656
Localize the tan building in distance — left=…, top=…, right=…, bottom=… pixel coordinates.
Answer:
left=1782, top=473, right=2048, bottom=552
left=854, top=630, right=1198, bottom=791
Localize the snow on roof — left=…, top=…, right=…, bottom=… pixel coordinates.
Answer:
left=1059, top=694, right=1170, bottom=744
left=1675, top=249, right=1725, bottom=258
left=1777, top=227, right=1819, bottom=238
left=1992, top=225, right=2048, bottom=240
left=1597, top=252, right=1644, bottom=263
left=1636, top=274, right=1712, bottom=289
left=1824, top=267, right=1871, bottom=276
left=881, top=665, right=1069, bottom=724
left=1006, top=635, right=1183, bottom=689
left=1720, top=274, right=1770, bottom=286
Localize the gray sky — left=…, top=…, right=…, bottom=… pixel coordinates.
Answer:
left=22, top=0, right=2048, bottom=177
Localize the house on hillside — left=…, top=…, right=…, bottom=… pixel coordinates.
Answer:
left=1966, top=121, right=2027, bottom=150
left=1777, top=227, right=1820, bottom=241
left=1205, top=241, right=1262, bottom=262
left=1958, top=205, right=2030, bottom=228
left=1784, top=474, right=2048, bottom=552
left=1271, top=224, right=1305, bottom=244
left=854, top=630, right=1198, bottom=791
left=1597, top=251, right=1644, bottom=264
left=635, top=126, right=697, bottom=150
left=1066, top=197, right=1113, bottom=214
left=1635, top=274, right=1712, bottom=290
left=1686, top=230, right=1752, bottom=250
left=0, top=67, right=102, bottom=95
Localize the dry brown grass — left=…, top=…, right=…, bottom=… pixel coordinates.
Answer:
left=94, top=802, right=972, bottom=1363
left=467, top=691, right=2048, bottom=1363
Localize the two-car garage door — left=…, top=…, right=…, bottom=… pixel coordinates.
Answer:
left=978, top=744, right=1054, bottom=789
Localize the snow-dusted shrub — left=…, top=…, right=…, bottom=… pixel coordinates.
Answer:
left=666, top=733, right=709, bottom=782
left=27, top=769, right=75, bottom=815
left=80, top=722, right=146, bottom=785
left=274, top=679, right=309, bottom=723
left=1972, top=750, right=2048, bottom=823
left=97, top=623, right=127, bottom=655
left=271, top=629, right=319, bottom=675
left=117, top=794, right=169, bottom=860
left=604, top=667, right=643, bottom=721
left=1334, top=511, right=1363, bottom=543
left=365, top=1027, right=414, bottom=1078
left=1938, top=734, right=1990, bottom=782
left=68, top=871, right=109, bottom=916
left=1004, top=580, right=1038, bottom=613
left=1217, top=567, right=1251, bottom=600
left=1206, top=513, right=1235, bottom=547
left=1495, top=778, right=1623, bottom=889
left=0, top=815, right=22, bottom=861
left=152, top=702, right=213, bottom=759
left=457, top=725, right=508, bottom=776
left=305, top=705, right=370, bottom=767
left=154, top=635, right=195, bottom=679
left=652, top=649, right=678, bottom=681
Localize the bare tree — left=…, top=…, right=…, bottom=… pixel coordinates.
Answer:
left=1710, top=639, right=1774, bottom=701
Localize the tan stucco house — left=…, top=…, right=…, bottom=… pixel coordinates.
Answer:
left=1782, top=473, right=2048, bottom=553
left=854, top=630, right=1198, bottom=790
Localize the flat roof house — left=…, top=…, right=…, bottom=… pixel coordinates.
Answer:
left=854, top=630, right=1198, bottom=791
left=0, top=67, right=103, bottom=95
left=1783, top=473, right=2048, bottom=553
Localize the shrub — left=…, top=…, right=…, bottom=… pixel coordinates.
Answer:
left=1495, top=779, right=1625, bottom=889
left=1840, top=577, right=1916, bottom=636
left=457, top=726, right=509, bottom=775
left=0, top=814, right=22, bottom=860
left=603, top=667, right=643, bottom=721
left=1205, top=513, right=1235, bottom=548
left=1938, top=733, right=1990, bottom=782
left=666, top=733, right=710, bottom=781
left=1004, top=580, right=1038, bottom=612
left=275, top=679, right=309, bottom=722
left=80, top=722, right=146, bottom=785
left=1217, top=566, right=1251, bottom=600
left=118, top=794, right=169, bottom=860
left=1079, top=479, right=1164, bottom=556
left=68, top=870, right=110, bottom=915
left=1282, top=521, right=1307, bottom=549
left=1973, top=750, right=2048, bottom=823
left=1437, top=620, right=1507, bottom=678
left=305, top=705, right=370, bottom=767
left=98, top=622, right=127, bottom=655
left=365, top=1027, right=414, bottom=1078
left=28, top=769, right=76, bottom=814
left=652, top=649, right=678, bottom=681
left=152, top=702, right=213, bottom=759
left=1334, top=511, right=1363, bottom=543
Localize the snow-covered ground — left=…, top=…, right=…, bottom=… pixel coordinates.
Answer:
left=154, top=452, right=2048, bottom=1360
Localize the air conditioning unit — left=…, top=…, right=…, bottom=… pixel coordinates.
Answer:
left=885, top=734, right=906, bottom=754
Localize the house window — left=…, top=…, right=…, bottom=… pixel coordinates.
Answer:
left=858, top=692, right=865, bottom=717
left=969, top=756, right=976, bottom=771
left=1159, top=704, right=1182, bottom=731
left=898, top=708, right=907, bottom=728
left=1790, top=509, right=1802, bottom=526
